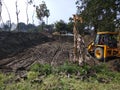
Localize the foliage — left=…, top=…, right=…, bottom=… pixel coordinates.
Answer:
left=0, top=73, right=6, bottom=90
left=30, top=63, right=52, bottom=75
left=1, top=63, right=120, bottom=90
left=91, top=63, right=109, bottom=73
left=76, top=21, right=86, bottom=34
left=30, top=63, right=41, bottom=72
left=57, top=62, right=80, bottom=74
left=36, top=1, right=50, bottom=31
left=55, top=20, right=67, bottom=32
left=67, top=22, right=74, bottom=33
left=0, top=73, right=15, bottom=90
left=55, top=19, right=86, bottom=34
left=2, top=20, right=12, bottom=31
left=17, top=22, right=36, bottom=32
left=56, top=62, right=90, bottom=75
left=76, top=0, right=120, bottom=32
left=27, top=71, right=39, bottom=80
left=17, top=22, right=26, bottom=31
left=36, top=1, right=50, bottom=23
left=44, top=24, right=54, bottom=33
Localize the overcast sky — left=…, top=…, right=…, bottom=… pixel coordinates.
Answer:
left=1, top=0, right=77, bottom=25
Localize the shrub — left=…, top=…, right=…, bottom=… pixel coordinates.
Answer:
left=91, top=63, right=109, bottom=73
left=57, top=62, right=81, bottom=74
left=0, top=73, right=5, bottom=90
left=30, top=63, right=41, bottom=72
left=27, top=71, right=39, bottom=80
left=41, top=64, right=52, bottom=75
left=30, top=63, right=52, bottom=75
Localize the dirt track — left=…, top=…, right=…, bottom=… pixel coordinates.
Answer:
left=0, top=32, right=120, bottom=73
left=0, top=32, right=74, bottom=72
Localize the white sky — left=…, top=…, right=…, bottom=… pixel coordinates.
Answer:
left=1, top=0, right=77, bottom=25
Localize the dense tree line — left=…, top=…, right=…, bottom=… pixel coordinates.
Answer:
left=1, top=0, right=120, bottom=33
left=76, top=0, right=120, bottom=32
left=0, top=19, right=75, bottom=34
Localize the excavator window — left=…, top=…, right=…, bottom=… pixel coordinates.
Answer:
left=94, top=34, right=105, bottom=45
left=94, top=34, right=100, bottom=44
left=94, top=34, right=117, bottom=47
left=107, top=34, right=117, bottom=47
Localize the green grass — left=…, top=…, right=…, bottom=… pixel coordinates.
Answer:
left=1, top=62, right=120, bottom=90
left=5, top=74, right=120, bottom=90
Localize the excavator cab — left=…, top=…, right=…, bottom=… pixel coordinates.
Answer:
left=94, top=33, right=117, bottom=47
left=88, top=32, right=120, bottom=61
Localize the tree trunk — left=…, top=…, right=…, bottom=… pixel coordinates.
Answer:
left=15, top=1, right=20, bottom=31
left=3, top=1, right=11, bottom=31
left=73, top=23, right=78, bottom=62
left=72, top=15, right=86, bottom=65
left=0, top=0, right=2, bottom=21
left=46, top=17, right=48, bottom=25
left=26, top=1, right=29, bottom=25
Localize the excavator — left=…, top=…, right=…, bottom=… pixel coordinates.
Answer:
left=73, top=15, right=120, bottom=61
left=88, top=32, right=120, bottom=61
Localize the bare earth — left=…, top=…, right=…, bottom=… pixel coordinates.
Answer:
left=0, top=31, right=120, bottom=73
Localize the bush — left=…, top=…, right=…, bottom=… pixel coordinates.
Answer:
left=57, top=62, right=81, bottom=74
left=1, top=63, right=120, bottom=90
left=0, top=73, right=5, bottom=90
left=91, top=63, right=109, bottom=73
left=27, top=71, right=39, bottom=80
left=30, top=63, right=41, bottom=72
left=41, top=64, right=52, bottom=75
left=0, top=73, right=15, bottom=90
left=30, top=63, right=52, bottom=75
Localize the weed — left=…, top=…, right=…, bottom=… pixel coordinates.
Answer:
left=1, top=62, right=120, bottom=90
left=30, top=63, right=41, bottom=72
left=30, top=63, right=52, bottom=75
left=27, top=71, right=39, bottom=80
left=91, top=63, right=109, bottom=73
left=57, top=62, right=80, bottom=74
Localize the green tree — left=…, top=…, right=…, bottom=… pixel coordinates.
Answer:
left=55, top=20, right=67, bottom=33
left=36, top=1, right=50, bottom=30
left=66, top=17, right=74, bottom=33
left=45, top=9, right=50, bottom=24
left=68, top=17, right=85, bottom=34
left=67, top=22, right=73, bottom=33
left=76, top=0, right=120, bottom=32
left=17, top=22, right=26, bottom=31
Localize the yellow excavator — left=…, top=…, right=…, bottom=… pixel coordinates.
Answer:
left=73, top=14, right=120, bottom=61
left=88, top=32, right=120, bottom=61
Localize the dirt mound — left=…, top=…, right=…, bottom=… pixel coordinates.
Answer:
left=0, top=32, right=73, bottom=72
left=0, top=41, right=73, bottom=71
left=0, top=32, right=120, bottom=73
left=0, top=31, right=53, bottom=59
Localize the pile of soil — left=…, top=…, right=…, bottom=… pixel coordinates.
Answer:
left=0, top=31, right=73, bottom=72
left=0, top=32, right=54, bottom=59
left=0, top=31, right=120, bottom=73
